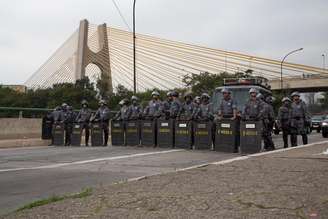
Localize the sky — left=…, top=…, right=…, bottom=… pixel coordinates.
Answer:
left=0, top=0, right=327, bottom=84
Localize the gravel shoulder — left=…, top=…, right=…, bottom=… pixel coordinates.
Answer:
left=3, top=143, right=328, bottom=219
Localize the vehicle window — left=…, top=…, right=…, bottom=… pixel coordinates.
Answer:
left=312, top=115, right=323, bottom=120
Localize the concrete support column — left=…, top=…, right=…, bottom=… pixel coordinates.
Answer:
left=75, top=19, right=113, bottom=94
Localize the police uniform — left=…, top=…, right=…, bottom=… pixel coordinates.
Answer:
left=114, top=104, right=130, bottom=121
left=219, top=98, right=237, bottom=118
left=195, top=93, right=214, bottom=121
left=63, top=107, right=76, bottom=146
left=94, top=104, right=111, bottom=146
left=191, top=97, right=201, bottom=120
left=242, top=99, right=264, bottom=121
left=277, top=98, right=291, bottom=148
left=262, top=98, right=275, bottom=150
left=145, top=99, right=162, bottom=119
left=76, top=107, right=92, bottom=146
left=169, top=98, right=182, bottom=119
left=179, top=101, right=194, bottom=120
left=160, top=100, right=172, bottom=119
left=52, top=107, right=62, bottom=124
left=128, top=104, right=143, bottom=120
left=290, top=99, right=310, bottom=146
left=218, top=96, right=239, bottom=152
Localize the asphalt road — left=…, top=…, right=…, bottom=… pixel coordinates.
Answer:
left=0, top=133, right=324, bottom=215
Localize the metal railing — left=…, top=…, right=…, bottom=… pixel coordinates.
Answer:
left=0, top=107, right=117, bottom=119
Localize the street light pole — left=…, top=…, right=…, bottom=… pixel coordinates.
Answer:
left=280, top=48, right=303, bottom=91
left=133, top=0, right=137, bottom=94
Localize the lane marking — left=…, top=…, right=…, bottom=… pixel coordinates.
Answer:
left=0, top=149, right=184, bottom=173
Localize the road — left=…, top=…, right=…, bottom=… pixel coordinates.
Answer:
left=0, top=133, right=324, bottom=215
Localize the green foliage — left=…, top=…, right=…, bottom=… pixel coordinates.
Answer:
left=16, top=187, right=92, bottom=212
left=182, top=72, right=231, bottom=96
left=96, top=72, right=111, bottom=100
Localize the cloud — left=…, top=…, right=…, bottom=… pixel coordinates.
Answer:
left=0, top=0, right=327, bottom=84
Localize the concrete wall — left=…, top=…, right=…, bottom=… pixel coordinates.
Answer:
left=0, top=118, right=42, bottom=140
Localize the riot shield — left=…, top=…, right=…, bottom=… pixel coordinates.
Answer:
left=175, top=120, right=193, bottom=149
left=111, top=120, right=125, bottom=146
left=214, top=119, right=237, bottom=152
left=157, top=119, right=174, bottom=148
left=125, top=120, right=140, bottom=146
left=70, top=123, right=82, bottom=146
left=52, top=123, right=64, bottom=146
left=42, top=117, right=53, bottom=140
left=194, top=121, right=213, bottom=150
left=240, top=121, right=263, bottom=154
left=91, top=123, right=103, bottom=146
left=140, top=120, right=156, bottom=147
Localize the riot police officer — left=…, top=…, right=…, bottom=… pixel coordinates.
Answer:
left=262, top=96, right=275, bottom=151
left=160, top=91, right=173, bottom=119
left=144, top=91, right=162, bottom=119
left=290, top=92, right=310, bottom=146
left=93, top=100, right=111, bottom=146
left=76, top=100, right=92, bottom=146
left=242, top=88, right=264, bottom=121
left=169, top=91, right=181, bottom=119
left=194, top=93, right=214, bottom=121
left=127, top=96, right=143, bottom=120
left=179, top=92, right=194, bottom=120
left=114, top=99, right=130, bottom=121
left=64, top=106, right=76, bottom=146
left=217, top=88, right=239, bottom=152
left=52, top=106, right=62, bottom=124
left=277, top=97, right=292, bottom=148
left=217, top=88, right=237, bottom=120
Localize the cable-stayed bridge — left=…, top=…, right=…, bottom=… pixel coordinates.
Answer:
left=25, top=19, right=328, bottom=93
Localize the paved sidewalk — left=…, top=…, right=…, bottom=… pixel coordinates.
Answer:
left=4, top=143, right=328, bottom=219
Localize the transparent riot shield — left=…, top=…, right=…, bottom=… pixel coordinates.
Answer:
left=175, top=120, right=193, bottom=149
left=125, top=120, right=140, bottom=146
left=140, top=120, right=156, bottom=147
left=91, top=122, right=103, bottom=146
left=194, top=121, right=213, bottom=150
left=111, top=120, right=125, bottom=146
left=52, top=123, right=64, bottom=146
left=214, top=119, right=237, bottom=152
left=157, top=119, right=174, bottom=148
left=240, top=121, right=263, bottom=154
left=71, top=123, right=82, bottom=146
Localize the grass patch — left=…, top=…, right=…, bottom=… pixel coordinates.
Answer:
left=16, top=187, right=92, bottom=212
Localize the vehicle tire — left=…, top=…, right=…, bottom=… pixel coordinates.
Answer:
left=317, top=129, right=320, bottom=133
left=322, top=132, right=328, bottom=138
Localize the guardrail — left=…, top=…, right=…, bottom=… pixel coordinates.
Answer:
left=0, top=107, right=117, bottom=118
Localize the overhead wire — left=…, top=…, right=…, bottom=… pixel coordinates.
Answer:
left=111, top=0, right=132, bottom=32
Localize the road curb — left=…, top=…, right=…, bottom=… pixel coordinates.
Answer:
left=126, top=140, right=328, bottom=183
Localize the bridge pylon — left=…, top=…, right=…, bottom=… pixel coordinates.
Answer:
left=75, top=19, right=113, bottom=94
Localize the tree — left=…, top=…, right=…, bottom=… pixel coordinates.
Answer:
left=96, top=73, right=111, bottom=101
left=182, top=71, right=232, bottom=96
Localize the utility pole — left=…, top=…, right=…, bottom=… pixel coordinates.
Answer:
left=133, top=0, right=137, bottom=94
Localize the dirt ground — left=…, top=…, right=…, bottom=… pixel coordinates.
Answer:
left=3, top=143, right=328, bottom=219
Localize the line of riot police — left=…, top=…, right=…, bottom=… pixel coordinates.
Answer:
left=45, top=100, right=111, bottom=146
left=43, top=87, right=310, bottom=152
left=111, top=88, right=311, bottom=153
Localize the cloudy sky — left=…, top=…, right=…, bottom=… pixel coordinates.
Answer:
left=0, top=0, right=327, bottom=84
